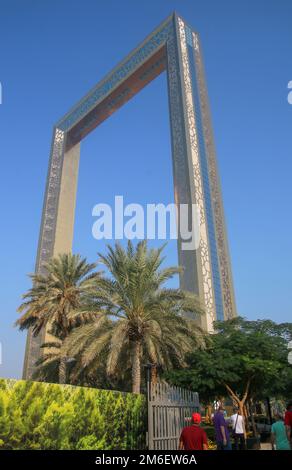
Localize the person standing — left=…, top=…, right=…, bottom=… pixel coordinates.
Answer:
left=271, top=413, right=291, bottom=450
left=179, top=413, right=208, bottom=450
left=213, top=405, right=231, bottom=450
left=284, top=402, right=292, bottom=447
left=230, top=408, right=246, bottom=450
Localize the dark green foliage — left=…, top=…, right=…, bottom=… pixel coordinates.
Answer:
left=165, top=317, right=292, bottom=404
left=0, top=379, right=146, bottom=450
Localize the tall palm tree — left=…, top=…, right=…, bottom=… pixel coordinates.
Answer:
left=62, top=241, right=205, bottom=393
left=16, top=253, right=99, bottom=383
left=33, top=331, right=111, bottom=389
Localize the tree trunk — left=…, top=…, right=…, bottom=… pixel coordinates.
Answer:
left=132, top=341, right=141, bottom=394
left=150, top=364, right=158, bottom=384
left=244, top=404, right=250, bottom=432
left=206, top=404, right=212, bottom=424
left=266, top=397, right=272, bottom=425
left=248, top=399, right=258, bottom=437
left=224, top=379, right=252, bottom=439
left=238, top=401, right=244, bottom=416
left=59, top=355, right=67, bottom=384
left=225, top=378, right=251, bottom=416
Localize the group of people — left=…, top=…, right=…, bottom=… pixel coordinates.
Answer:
left=212, top=405, right=245, bottom=450
left=179, top=401, right=292, bottom=451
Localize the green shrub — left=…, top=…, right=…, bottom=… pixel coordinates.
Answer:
left=0, top=378, right=146, bottom=450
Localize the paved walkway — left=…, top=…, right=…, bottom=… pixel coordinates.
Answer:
left=260, top=443, right=272, bottom=450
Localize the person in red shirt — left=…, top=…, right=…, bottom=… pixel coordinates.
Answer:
left=284, top=401, right=292, bottom=447
left=179, top=413, right=208, bottom=450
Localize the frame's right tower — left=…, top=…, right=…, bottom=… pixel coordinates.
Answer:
left=168, top=16, right=237, bottom=330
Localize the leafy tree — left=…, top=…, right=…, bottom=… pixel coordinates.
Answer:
left=16, top=253, right=99, bottom=383
left=166, top=317, right=292, bottom=416
left=62, top=241, right=205, bottom=393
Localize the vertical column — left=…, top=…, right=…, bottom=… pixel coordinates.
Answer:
left=169, top=18, right=216, bottom=332
left=166, top=27, right=201, bottom=303
left=52, top=143, right=80, bottom=256
left=43, top=142, right=80, bottom=346
left=183, top=25, right=225, bottom=323
left=192, top=33, right=237, bottom=319
left=22, top=129, right=80, bottom=379
left=167, top=18, right=214, bottom=330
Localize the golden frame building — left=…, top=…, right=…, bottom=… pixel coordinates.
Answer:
left=23, top=13, right=236, bottom=379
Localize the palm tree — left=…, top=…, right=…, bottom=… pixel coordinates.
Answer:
left=62, top=241, right=205, bottom=393
left=33, top=335, right=63, bottom=383
left=33, top=331, right=111, bottom=389
left=16, top=253, right=99, bottom=384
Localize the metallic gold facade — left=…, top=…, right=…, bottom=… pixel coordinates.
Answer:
left=23, top=13, right=236, bottom=379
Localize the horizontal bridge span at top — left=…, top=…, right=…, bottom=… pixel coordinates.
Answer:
left=65, top=46, right=167, bottom=150
left=56, top=14, right=176, bottom=135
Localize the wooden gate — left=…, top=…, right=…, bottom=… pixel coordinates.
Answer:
left=147, top=381, right=200, bottom=450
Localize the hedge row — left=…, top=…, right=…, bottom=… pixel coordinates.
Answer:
left=0, top=378, right=146, bottom=450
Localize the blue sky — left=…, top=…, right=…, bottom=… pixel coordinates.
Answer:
left=0, top=0, right=291, bottom=378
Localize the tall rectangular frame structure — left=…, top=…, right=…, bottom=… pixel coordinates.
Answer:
left=23, top=13, right=236, bottom=379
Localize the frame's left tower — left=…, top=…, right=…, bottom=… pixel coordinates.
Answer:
left=22, top=132, right=81, bottom=378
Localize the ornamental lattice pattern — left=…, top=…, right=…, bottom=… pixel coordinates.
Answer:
left=166, top=25, right=201, bottom=307
left=178, top=18, right=216, bottom=330
left=36, top=128, right=65, bottom=274
left=24, top=128, right=65, bottom=380
left=192, top=32, right=235, bottom=319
